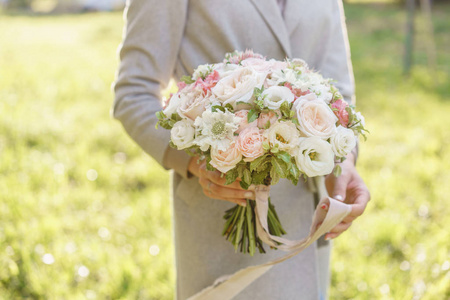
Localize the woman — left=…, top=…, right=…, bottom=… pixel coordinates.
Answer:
left=113, top=0, right=370, bottom=299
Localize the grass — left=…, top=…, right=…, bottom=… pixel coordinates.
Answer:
left=1, top=3, right=449, bottom=299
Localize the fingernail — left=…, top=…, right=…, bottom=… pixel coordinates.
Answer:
left=244, top=192, right=254, bottom=199
left=324, top=234, right=331, bottom=240
left=334, top=195, right=343, bottom=201
left=320, top=204, right=328, bottom=210
left=239, top=201, right=247, bottom=207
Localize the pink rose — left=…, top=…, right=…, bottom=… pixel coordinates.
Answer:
left=235, top=110, right=258, bottom=133
left=331, top=99, right=349, bottom=127
left=176, top=86, right=210, bottom=120
left=293, top=95, right=338, bottom=139
left=237, top=127, right=265, bottom=162
left=210, top=139, right=242, bottom=173
left=257, top=111, right=279, bottom=129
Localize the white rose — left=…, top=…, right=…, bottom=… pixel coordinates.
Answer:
left=176, top=86, right=210, bottom=121
left=293, top=95, right=338, bottom=139
left=212, top=66, right=266, bottom=108
left=330, top=126, right=357, bottom=157
left=264, top=120, right=299, bottom=155
left=163, top=93, right=182, bottom=117
left=261, top=86, right=295, bottom=109
left=295, top=137, right=334, bottom=177
left=170, top=119, right=196, bottom=150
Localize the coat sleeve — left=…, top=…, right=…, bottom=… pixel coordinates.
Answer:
left=112, top=0, right=192, bottom=179
left=321, top=0, right=355, bottom=106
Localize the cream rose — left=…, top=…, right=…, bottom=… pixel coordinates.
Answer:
left=176, top=86, right=210, bottom=121
left=264, top=120, right=299, bottom=155
left=293, top=95, right=338, bottom=139
left=295, top=137, right=334, bottom=177
left=212, top=67, right=266, bottom=108
left=237, top=127, right=265, bottom=162
left=210, top=139, right=243, bottom=173
left=235, top=110, right=258, bottom=133
left=330, top=126, right=357, bottom=157
left=170, top=119, right=196, bottom=150
left=261, top=86, right=295, bottom=109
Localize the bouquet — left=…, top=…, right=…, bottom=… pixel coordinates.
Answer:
left=156, top=50, right=367, bottom=256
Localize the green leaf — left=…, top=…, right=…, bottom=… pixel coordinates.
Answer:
left=262, top=142, right=270, bottom=151
left=280, top=101, right=291, bottom=118
left=181, top=75, right=195, bottom=84
left=292, top=118, right=300, bottom=126
left=271, top=156, right=287, bottom=177
left=333, top=164, right=342, bottom=177
left=225, top=168, right=239, bottom=185
left=276, top=151, right=291, bottom=164
left=289, top=163, right=300, bottom=179
left=171, top=113, right=182, bottom=121
left=251, top=166, right=270, bottom=185
left=270, top=166, right=281, bottom=185
left=247, top=109, right=259, bottom=123
left=211, top=105, right=225, bottom=113
left=249, top=154, right=268, bottom=171
left=224, top=103, right=234, bottom=113
left=243, top=168, right=252, bottom=187
left=156, top=111, right=167, bottom=120
left=240, top=180, right=250, bottom=190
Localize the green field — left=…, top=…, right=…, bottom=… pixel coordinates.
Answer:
left=1, top=3, right=449, bottom=299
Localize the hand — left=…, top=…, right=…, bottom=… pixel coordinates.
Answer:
left=324, top=154, right=370, bottom=240
left=188, top=157, right=254, bottom=206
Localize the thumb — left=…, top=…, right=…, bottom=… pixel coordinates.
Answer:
left=330, top=172, right=351, bottom=202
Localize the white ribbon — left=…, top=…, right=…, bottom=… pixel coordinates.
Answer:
left=188, top=177, right=352, bottom=300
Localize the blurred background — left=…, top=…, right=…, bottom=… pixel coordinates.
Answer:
left=1, top=0, right=449, bottom=299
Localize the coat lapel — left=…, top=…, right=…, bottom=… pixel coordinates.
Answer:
left=284, top=0, right=307, bottom=38
left=249, top=0, right=292, bottom=58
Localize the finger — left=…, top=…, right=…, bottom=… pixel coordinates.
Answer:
left=202, top=188, right=247, bottom=206
left=330, top=173, right=351, bottom=201
left=200, top=167, right=243, bottom=190
left=327, top=221, right=352, bottom=234
left=199, top=178, right=255, bottom=200
left=324, top=232, right=341, bottom=240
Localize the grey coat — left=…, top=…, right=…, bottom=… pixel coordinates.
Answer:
left=113, top=0, right=354, bottom=299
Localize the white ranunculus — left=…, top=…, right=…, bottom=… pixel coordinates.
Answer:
left=212, top=66, right=266, bottom=108
left=194, top=110, right=241, bottom=151
left=295, top=137, right=335, bottom=177
left=264, top=120, right=299, bottom=155
left=171, top=119, right=196, bottom=150
left=163, top=93, right=182, bottom=117
left=261, top=86, right=295, bottom=109
left=293, top=95, right=338, bottom=139
left=330, top=125, right=357, bottom=158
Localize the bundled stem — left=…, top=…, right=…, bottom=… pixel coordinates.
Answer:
left=222, top=197, right=285, bottom=255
